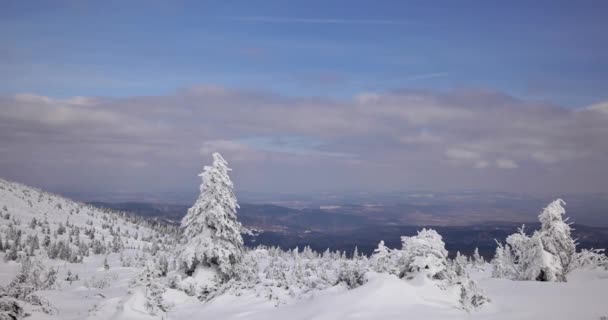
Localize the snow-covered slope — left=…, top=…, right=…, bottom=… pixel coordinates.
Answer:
left=165, top=267, right=608, bottom=320
left=2, top=178, right=608, bottom=320
left=0, top=178, right=173, bottom=251
left=0, top=178, right=178, bottom=319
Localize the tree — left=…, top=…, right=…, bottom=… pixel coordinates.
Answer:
left=132, top=261, right=167, bottom=315
left=537, top=199, right=576, bottom=281
left=472, top=248, right=485, bottom=266
left=399, top=229, right=450, bottom=280
left=157, top=255, right=169, bottom=276
left=454, top=252, right=467, bottom=277
left=459, top=279, right=490, bottom=311
left=492, top=226, right=560, bottom=281
left=179, top=152, right=244, bottom=280
left=370, top=240, right=393, bottom=273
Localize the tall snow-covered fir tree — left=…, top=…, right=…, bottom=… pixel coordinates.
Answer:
left=537, top=199, right=576, bottom=281
left=179, top=152, right=244, bottom=279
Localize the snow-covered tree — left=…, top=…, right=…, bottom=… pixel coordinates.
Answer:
left=399, top=229, right=450, bottom=280
left=132, top=261, right=168, bottom=316
left=103, top=256, right=110, bottom=270
left=337, top=248, right=367, bottom=288
left=179, top=152, right=244, bottom=280
left=370, top=240, right=394, bottom=273
left=492, top=226, right=560, bottom=281
left=472, top=248, right=485, bottom=266
left=491, top=241, right=516, bottom=278
left=459, top=279, right=490, bottom=311
left=453, top=252, right=467, bottom=277
left=537, top=199, right=576, bottom=281
left=572, top=248, right=608, bottom=270
left=492, top=199, right=583, bottom=282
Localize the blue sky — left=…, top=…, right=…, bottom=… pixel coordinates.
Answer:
left=1, top=1, right=608, bottom=196
left=2, top=1, right=607, bottom=107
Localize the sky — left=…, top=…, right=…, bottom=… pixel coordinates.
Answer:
left=1, top=1, right=607, bottom=197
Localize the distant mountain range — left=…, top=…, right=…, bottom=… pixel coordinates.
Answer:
left=89, top=200, right=608, bottom=259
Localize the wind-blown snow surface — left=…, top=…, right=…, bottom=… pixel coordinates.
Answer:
left=1, top=178, right=608, bottom=319
left=165, top=268, right=608, bottom=320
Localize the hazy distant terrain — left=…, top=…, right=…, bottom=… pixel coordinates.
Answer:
left=89, top=193, right=608, bottom=258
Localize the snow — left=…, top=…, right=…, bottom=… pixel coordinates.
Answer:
left=1, top=176, right=607, bottom=320
left=166, top=267, right=608, bottom=320
left=474, top=267, right=608, bottom=319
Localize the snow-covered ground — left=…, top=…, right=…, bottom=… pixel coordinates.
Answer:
left=2, top=177, right=608, bottom=319
left=5, top=261, right=604, bottom=320
left=164, top=267, right=608, bottom=320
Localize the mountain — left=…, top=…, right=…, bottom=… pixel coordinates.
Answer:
left=0, top=178, right=178, bottom=319
left=89, top=201, right=608, bottom=259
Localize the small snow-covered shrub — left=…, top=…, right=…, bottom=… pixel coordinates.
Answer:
left=0, top=258, right=57, bottom=315
left=0, top=297, right=24, bottom=320
left=131, top=261, right=168, bottom=315
left=370, top=240, right=397, bottom=274
left=459, top=279, right=490, bottom=311
left=65, top=270, right=79, bottom=284
left=398, top=229, right=451, bottom=280
left=171, top=265, right=222, bottom=301
left=337, top=253, right=368, bottom=288
left=84, top=272, right=118, bottom=289
left=573, top=249, right=608, bottom=269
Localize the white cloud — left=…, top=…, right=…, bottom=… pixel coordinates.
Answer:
left=445, top=148, right=481, bottom=161
left=1, top=87, right=608, bottom=193
left=585, top=101, right=608, bottom=114
left=474, top=160, right=489, bottom=169
left=496, top=159, right=518, bottom=169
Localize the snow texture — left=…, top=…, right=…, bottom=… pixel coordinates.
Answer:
left=1, top=170, right=607, bottom=320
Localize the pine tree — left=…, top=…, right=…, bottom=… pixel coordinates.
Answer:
left=492, top=225, right=560, bottom=281
left=371, top=240, right=393, bottom=273
left=472, top=247, right=485, bottom=266
left=537, top=199, right=576, bottom=281
left=179, top=152, right=244, bottom=280
left=399, top=229, right=450, bottom=280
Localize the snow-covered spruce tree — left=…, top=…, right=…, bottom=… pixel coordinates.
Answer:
left=397, top=229, right=489, bottom=310
left=491, top=199, right=578, bottom=282
left=399, top=229, right=450, bottom=280
left=337, top=247, right=367, bottom=288
left=491, top=241, right=516, bottom=278
left=370, top=240, right=395, bottom=274
left=472, top=248, right=485, bottom=266
left=132, top=261, right=168, bottom=316
left=179, top=152, right=244, bottom=280
left=491, top=226, right=560, bottom=281
left=537, top=199, right=576, bottom=281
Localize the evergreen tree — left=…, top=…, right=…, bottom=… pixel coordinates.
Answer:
left=370, top=240, right=393, bottom=273
left=399, top=229, right=450, bottom=280
left=472, top=247, right=485, bottom=266
left=538, top=199, right=576, bottom=281
left=179, top=152, right=244, bottom=279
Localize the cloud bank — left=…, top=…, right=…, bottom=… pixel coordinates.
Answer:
left=1, top=86, right=607, bottom=194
